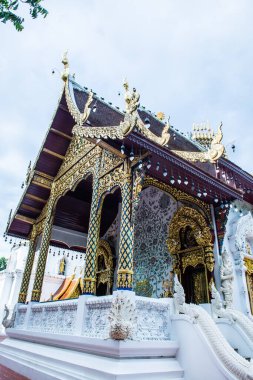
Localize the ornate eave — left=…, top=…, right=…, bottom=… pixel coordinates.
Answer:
left=127, top=132, right=242, bottom=200
left=6, top=54, right=253, bottom=239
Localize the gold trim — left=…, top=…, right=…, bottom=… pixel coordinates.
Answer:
left=96, top=240, right=114, bottom=295
left=167, top=206, right=212, bottom=255
left=244, top=257, right=253, bottom=275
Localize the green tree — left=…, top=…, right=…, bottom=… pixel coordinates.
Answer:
left=0, top=0, right=48, bottom=31
left=0, top=257, right=7, bottom=271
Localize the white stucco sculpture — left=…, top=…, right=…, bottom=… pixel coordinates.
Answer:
left=220, top=249, right=234, bottom=308
left=108, top=291, right=136, bottom=340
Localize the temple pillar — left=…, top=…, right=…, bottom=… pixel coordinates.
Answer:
left=117, top=176, right=133, bottom=290
left=18, top=226, right=37, bottom=303
left=31, top=201, right=54, bottom=302
left=83, top=159, right=101, bottom=295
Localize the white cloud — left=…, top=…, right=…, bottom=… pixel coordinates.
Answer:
left=0, top=0, right=253, bottom=256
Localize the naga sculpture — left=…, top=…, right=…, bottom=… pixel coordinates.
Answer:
left=210, top=282, right=233, bottom=320
left=174, top=274, right=186, bottom=313
left=171, top=122, right=225, bottom=163
left=2, top=305, right=15, bottom=329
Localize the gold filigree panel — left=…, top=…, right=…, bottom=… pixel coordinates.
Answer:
left=99, top=149, right=123, bottom=178
left=52, top=147, right=101, bottom=205
left=246, top=273, right=253, bottom=314
left=181, top=247, right=205, bottom=273
left=56, top=137, right=95, bottom=179
left=96, top=240, right=114, bottom=293
left=32, top=146, right=102, bottom=238
left=98, top=164, right=130, bottom=199
left=245, top=258, right=253, bottom=275
left=168, top=206, right=212, bottom=254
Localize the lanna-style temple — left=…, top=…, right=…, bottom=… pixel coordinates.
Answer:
left=1, top=54, right=253, bottom=380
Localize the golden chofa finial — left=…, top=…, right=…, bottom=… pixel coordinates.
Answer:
left=61, top=51, right=69, bottom=82
left=123, top=78, right=129, bottom=91
left=123, top=78, right=140, bottom=114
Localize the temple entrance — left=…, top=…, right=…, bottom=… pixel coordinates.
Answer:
left=168, top=206, right=214, bottom=304
left=182, top=262, right=208, bottom=304
left=246, top=273, right=253, bottom=314
left=245, top=258, right=253, bottom=313
left=95, top=240, right=114, bottom=296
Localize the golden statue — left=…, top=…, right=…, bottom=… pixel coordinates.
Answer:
left=59, top=258, right=66, bottom=275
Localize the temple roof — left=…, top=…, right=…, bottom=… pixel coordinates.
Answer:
left=6, top=61, right=253, bottom=239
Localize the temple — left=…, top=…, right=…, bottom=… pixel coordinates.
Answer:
left=1, top=54, right=253, bottom=379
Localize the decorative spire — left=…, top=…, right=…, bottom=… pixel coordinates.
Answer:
left=123, top=79, right=140, bottom=114
left=61, top=51, right=69, bottom=82
left=192, top=121, right=214, bottom=149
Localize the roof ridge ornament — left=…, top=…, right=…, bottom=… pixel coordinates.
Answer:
left=171, top=122, right=225, bottom=163
left=71, top=78, right=170, bottom=146
left=61, top=51, right=69, bottom=82
left=123, top=79, right=140, bottom=114
left=120, top=80, right=170, bottom=145
left=61, top=52, right=93, bottom=127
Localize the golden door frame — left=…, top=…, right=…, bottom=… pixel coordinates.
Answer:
left=244, top=257, right=253, bottom=313
left=167, top=206, right=214, bottom=303
left=95, top=239, right=114, bottom=296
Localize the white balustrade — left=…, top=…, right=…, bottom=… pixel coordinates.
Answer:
left=12, top=293, right=171, bottom=341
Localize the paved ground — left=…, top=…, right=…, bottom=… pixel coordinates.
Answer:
left=0, top=365, right=29, bottom=380
left=0, top=336, right=29, bottom=379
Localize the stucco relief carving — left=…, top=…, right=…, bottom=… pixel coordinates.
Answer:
left=220, top=249, right=234, bottom=308
left=14, top=306, right=27, bottom=329
left=28, top=301, right=77, bottom=334
left=82, top=296, right=112, bottom=339
left=82, top=294, right=171, bottom=341
left=134, top=298, right=170, bottom=340
left=235, top=212, right=253, bottom=254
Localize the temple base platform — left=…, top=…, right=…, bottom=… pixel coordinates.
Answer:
left=0, top=336, right=184, bottom=380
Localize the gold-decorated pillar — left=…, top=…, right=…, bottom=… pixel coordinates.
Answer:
left=31, top=200, right=55, bottom=302
left=117, top=175, right=134, bottom=290
left=83, top=158, right=101, bottom=294
left=18, top=226, right=37, bottom=303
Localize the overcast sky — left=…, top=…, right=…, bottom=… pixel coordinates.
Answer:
left=1, top=0, right=253, bottom=258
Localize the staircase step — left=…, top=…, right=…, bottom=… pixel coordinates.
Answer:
left=0, top=338, right=184, bottom=380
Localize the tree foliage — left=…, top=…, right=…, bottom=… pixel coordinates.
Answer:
left=0, top=0, right=48, bottom=31
left=0, top=257, right=7, bottom=271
